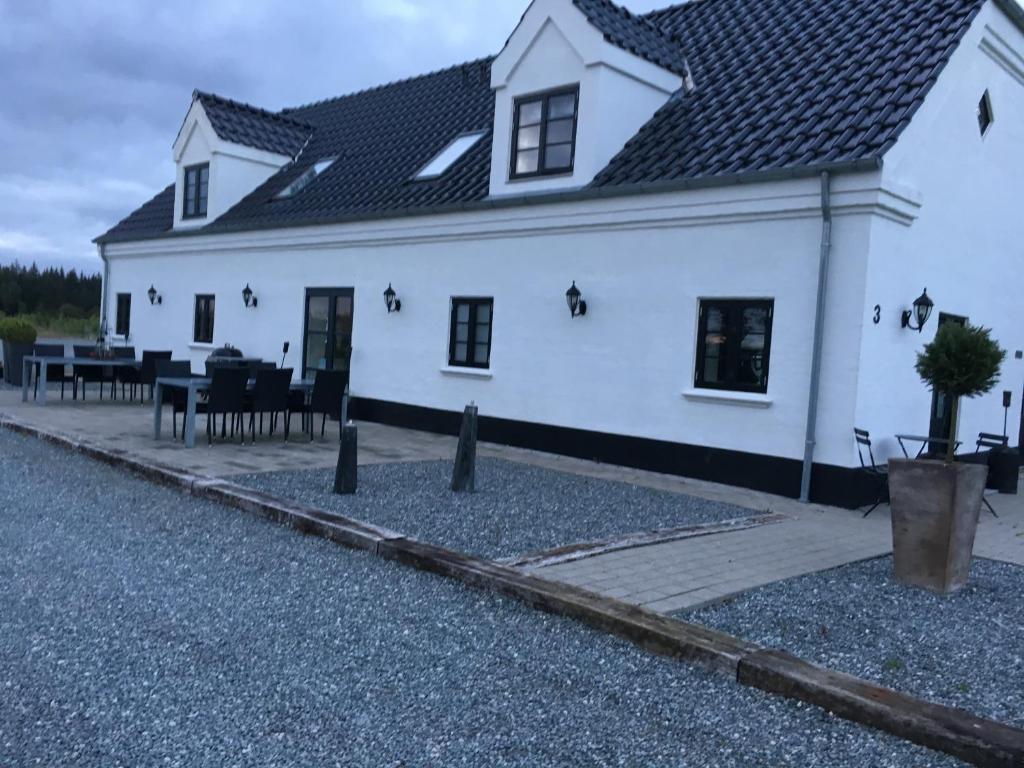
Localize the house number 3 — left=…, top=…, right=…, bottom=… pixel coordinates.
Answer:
left=873, top=305, right=881, bottom=324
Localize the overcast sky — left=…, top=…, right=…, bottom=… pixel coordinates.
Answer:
left=0, top=0, right=669, bottom=275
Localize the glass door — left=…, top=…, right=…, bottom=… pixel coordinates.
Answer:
left=302, top=288, right=354, bottom=380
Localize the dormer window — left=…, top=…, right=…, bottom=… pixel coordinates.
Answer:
left=183, top=163, right=209, bottom=219
left=510, top=86, right=579, bottom=179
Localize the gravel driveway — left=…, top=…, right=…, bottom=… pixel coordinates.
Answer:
left=0, top=429, right=962, bottom=766
left=683, top=555, right=1024, bottom=727
left=234, top=458, right=753, bottom=559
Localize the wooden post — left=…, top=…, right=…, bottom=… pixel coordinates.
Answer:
left=451, top=403, right=478, bottom=493
left=334, top=422, right=358, bottom=494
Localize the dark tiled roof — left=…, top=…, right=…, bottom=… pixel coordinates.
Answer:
left=195, top=91, right=312, bottom=158
left=571, top=0, right=688, bottom=76
left=594, top=0, right=984, bottom=186
left=97, top=0, right=989, bottom=245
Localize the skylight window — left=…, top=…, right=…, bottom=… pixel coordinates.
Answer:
left=415, top=132, right=485, bottom=180
left=276, top=157, right=335, bottom=199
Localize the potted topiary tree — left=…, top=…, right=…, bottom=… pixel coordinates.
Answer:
left=0, top=318, right=38, bottom=387
left=888, top=323, right=1005, bottom=593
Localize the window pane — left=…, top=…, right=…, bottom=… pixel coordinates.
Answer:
left=456, top=303, right=470, bottom=322
left=476, top=303, right=491, bottom=323
left=737, top=307, right=769, bottom=387
left=546, top=118, right=574, bottom=145
left=544, top=144, right=573, bottom=169
left=702, top=307, right=726, bottom=384
left=473, top=342, right=489, bottom=364
left=199, top=166, right=209, bottom=184
left=305, top=333, right=328, bottom=372
left=335, top=296, right=353, bottom=335
left=548, top=93, right=576, bottom=119
left=454, top=342, right=468, bottom=362
left=516, top=149, right=539, bottom=175
left=307, top=296, right=330, bottom=333
left=518, top=100, right=543, bottom=125
left=455, top=323, right=469, bottom=343
left=517, top=125, right=541, bottom=150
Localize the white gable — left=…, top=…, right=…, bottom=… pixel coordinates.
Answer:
left=488, top=0, right=683, bottom=198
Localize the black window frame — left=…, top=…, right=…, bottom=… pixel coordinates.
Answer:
left=193, top=294, right=215, bottom=345
left=448, top=297, right=494, bottom=369
left=509, top=85, right=580, bottom=180
left=978, top=90, right=994, bottom=137
left=114, top=292, right=131, bottom=338
left=694, top=299, right=774, bottom=394
left=182, top=162, right=209, bottom=219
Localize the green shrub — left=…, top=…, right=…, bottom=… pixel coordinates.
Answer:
left=0, top=317, right=37, bottom=345
left=916, top=323, right=1005, bottom=460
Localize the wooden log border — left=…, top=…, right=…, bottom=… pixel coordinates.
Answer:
left=2, top=415, right=1021, bottom=766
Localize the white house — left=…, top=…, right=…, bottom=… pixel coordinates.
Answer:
left=95, top=0, right=1024, bottom=506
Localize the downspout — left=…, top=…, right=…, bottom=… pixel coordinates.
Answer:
left=800, top=171, right=832, bottom=502
left=97, top=242, right=109, bottom=343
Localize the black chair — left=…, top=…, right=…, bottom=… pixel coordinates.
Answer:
left=110, top=346, right=137, bottom=401
left=32, top=343, right=71, bottom=401
left=73, top=344, right=110, bottom=400
left=297, top=369, right=348, bottom=441
left=205, top=367, right=249, bottom=445
left=974, top=433, right=1006, bottom=518
left=155, top=359, right=196, bottom=439
left=855, top=428, right=889, bottom=517
left=139, top=351, right=172, bottom=402
left=249, top=368, right=293, bottom=441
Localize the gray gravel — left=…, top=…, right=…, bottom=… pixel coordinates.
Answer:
left=683, top=555, right=1024, bottom=728
left=0, top=429, right=965, bottom=767
left=235, top=458, right=753, bottom=559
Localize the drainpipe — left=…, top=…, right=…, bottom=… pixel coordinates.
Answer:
left=97, top=242, right=109, bottom=342
left=800, top=171, right=832, bottom=502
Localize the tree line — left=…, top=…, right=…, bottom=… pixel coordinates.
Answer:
left=0, top=262, right=101, bottom=318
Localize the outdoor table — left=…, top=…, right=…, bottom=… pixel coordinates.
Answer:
left=153, top=376, right=327, bottom=449
left=21, top=355, right=141, bottom=406
left=895, top=433, right=962, bottom=459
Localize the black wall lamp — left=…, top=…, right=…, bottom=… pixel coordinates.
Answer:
left=242, top=283, right=258, bottom=308
left=565, top=281, right=587, bottom=318
left=901, top=288, right=933, bottom=332
left=384, top=283, right=401, bottom=313
left=147, top=285, right=162, bottom=305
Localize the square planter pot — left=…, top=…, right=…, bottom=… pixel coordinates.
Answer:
left=1, top=340, right=33, bottom=387
left=887, top=459, right=987, bottom=593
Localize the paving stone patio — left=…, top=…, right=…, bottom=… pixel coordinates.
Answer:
left=3, top=385, right=1022, bottom=616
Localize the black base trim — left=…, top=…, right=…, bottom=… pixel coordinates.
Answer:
left=349, top=397, right=876, bottom=509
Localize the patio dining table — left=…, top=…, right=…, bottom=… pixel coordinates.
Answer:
left=153, top=375, right=331, bottom=448
left=21, top=355, right=141, bottom=406
left=895, top=433, right=963, bottom=459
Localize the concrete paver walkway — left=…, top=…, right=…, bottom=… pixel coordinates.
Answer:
left=3, top=386, right=1022, bottom=615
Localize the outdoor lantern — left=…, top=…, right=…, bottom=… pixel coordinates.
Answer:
left=384, top=283, right=401, bottom=313
left=565, top=281, right=587, bottom=318
left=147, top=285, right=162, bottom=305
left=242, top=283, right=258, bottom=308
left=901, top=288, right=934, bottom=332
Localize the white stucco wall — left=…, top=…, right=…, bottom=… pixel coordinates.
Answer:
left=103, top=174, right=896, bottom=471
left=855, top=0, right=1024, bottom=462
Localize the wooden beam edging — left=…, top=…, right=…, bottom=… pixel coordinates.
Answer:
left=739, top=650, right=1024, bottom=768
left=2, top=414, right=1022, bottom=765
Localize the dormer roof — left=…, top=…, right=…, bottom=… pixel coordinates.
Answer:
left=192, top=91, right=313, bottom=159
left=571, top=0, right=687, bottom=76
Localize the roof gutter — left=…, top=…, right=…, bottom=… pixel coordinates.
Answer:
left=800, top=171, right=832, bottom=503
left=94, top=157, right=883, bottom=246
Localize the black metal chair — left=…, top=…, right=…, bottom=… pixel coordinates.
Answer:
left=296, top=369, right=348, bottom=441
left=974, top=433, right=1006, bottom=517
left=72, top=344, right=109, bottom=400
left=205, top=367, right=249, bottom=445
left=855, top=428, right=889, bottom=517
left=155, top=359, right=196, bottom=439
left=110, top=346, right=137, bottom=401
left=248, top=368, right=293, bottom=442
left=32, top=343, right=71, bottom=401
left=139, top=351, right=172, bottom=402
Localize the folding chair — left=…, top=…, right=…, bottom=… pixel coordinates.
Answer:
left=855, top=428, right=889, bottom=517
